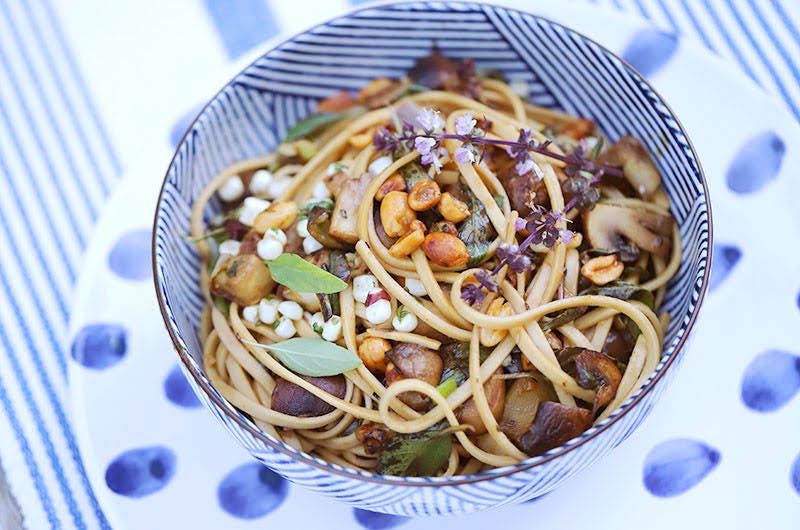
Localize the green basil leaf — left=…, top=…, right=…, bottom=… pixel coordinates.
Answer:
left=376, top=425, right=452, bottom=477
left=439, top=342, right=491, bottom=387
left=266, top=254, right=347, bottom=294
left=581, top=281, right=654, bottom=309
left=539, top=307, right=587, bottom=333
left=284, top=112, right=346, bottom=142
left=399, top=161, right=430, bottom=191
left=457, top=183, right=496, bottom=266
left=243, top=337, right=362, bottom=377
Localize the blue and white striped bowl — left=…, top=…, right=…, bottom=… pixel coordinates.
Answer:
left=153, top=1, right=711, bottom=516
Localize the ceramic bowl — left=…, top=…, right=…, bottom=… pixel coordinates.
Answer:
left=153, top=1, right=711, bottom=516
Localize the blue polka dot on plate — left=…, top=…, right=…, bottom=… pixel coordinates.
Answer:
left=741, top=349, right=800, bottom=412
left=726, top=131, right=785, bottom=194
left=105, top=446, right=176, bottom=498
left=218, top=462, right=288, bottom=519
left=108, top=229, right=152, bottom=280
left=709, top=244, right=741, bottom=292
left=621, top=28, right=678, bottom=77
left=354, top=508, right=409, bottom=530
left=792, top=452, right=800, bottom=495
left=643, top=439, right=720, bottom=497
left=164, top=364, right=201, bottom=408
left=71, top=324, right=127, bottom=370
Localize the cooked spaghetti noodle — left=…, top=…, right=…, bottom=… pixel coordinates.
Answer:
left=189, top=52, right=679, bottom=477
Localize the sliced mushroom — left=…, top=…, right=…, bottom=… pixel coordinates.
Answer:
left=517, top=401, right=592, bottom=456
left=597, top=135, right=661, bottom=198
left=457, top=371, right=506, bottom=435
left=330, top=173, right=371, bottom=244
left=385, top=343, right=443, bottom=411
left=499, top=377, right=553, bottom=443
left=603, top=320, right=635, bottom=364
left=210, top=254, right=273, bottom=307
left=307, top=205, right=348, bottom=249
left=355, top=422, right=391, bottom=455
left=582, top=202, right=673, bottom=259
left=573, top=349, right=622, bottom=416
left=496, top=161, right=548, bottom=217
left=270, top=375, right=346, bottom=417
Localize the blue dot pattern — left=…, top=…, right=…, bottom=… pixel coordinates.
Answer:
left=105, top=446, right=176, bottom=498
left=70, top=324, right=127, bottom=370
left=725, top=131, right=785, bottom=194
left=621, top=29, right=678, bottom=77
left=218, top=463, right=288, bottom=519
left=643, top=439, right=720, bottom=497
left=108, top=229, right=152, bottom=280
left=741, top=349, right=800, bottom=412
left=354, top=508, right=410, bottom=530
left=792, top=453, right=800, bottom=495
left=170, top=103, right=204, bottom=148
left=709, top=244, right=742, bottom=291
left=164, top=364, right=201, bottom=408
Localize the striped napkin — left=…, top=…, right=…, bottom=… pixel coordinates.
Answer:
left=0, top=0, right=797, bottom=528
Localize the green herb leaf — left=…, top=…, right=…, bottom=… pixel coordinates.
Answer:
left=396, top=304, right=409, bottom=320
left=436, top=377, right=457, bottom=398
left=376, top=425, right=453, bottom=477
left=242, top=337, right=362, bottom=376
left=266, top=254, right=347, bottom=294
left=439, top=342, right=491, bottom=387
left=312, top=322, right=324, bottom=334
left=581, top=281, right=654, bottom=309
left=284, top=112, right=346, bottom=142
left=457, top=183, right=496, bottom=266
left=399, top=161, right=431, bottom=191
left=539, top=307, right=588, bottom=333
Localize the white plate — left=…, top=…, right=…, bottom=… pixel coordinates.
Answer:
left=68, top=2, right=800, bottom=529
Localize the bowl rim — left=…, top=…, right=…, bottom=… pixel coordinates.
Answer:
left=152, top=0, right=713, bottom=487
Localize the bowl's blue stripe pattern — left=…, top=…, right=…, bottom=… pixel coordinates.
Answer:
left=154, top=2, right=710, bottom=515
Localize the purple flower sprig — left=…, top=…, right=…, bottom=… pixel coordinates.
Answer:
left=461, top=198, right=579, bottom=306
left=374, top=108, right=623, bottom=181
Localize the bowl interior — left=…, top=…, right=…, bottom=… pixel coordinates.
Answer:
left=153, top=1, right=710, bottom=484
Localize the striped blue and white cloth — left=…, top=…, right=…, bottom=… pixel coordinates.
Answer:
left=0, top=0, right=797, bottom=528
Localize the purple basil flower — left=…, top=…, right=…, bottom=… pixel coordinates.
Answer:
left=496, top=244, right=532, bottom=273
left=455, top=146, right=475, bottom=164
left=415, top=136, right=436, bottom=156
left=460, top=282, right=485, bottom=306
left=416, top=108, right=444, bottom=133
left=455, top=112, right=477, bottom=136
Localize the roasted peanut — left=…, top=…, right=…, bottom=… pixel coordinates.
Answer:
left=561, top=118, right=595, bottom=140
left=253, top=201, right=298, bottom=234
left=407, top=179, right=441, bottom=211
left=380, top=191, right=416, bottom=237
left=349, top=130, right=373, bottom=149
left=438, top=192, right=470, bottom=223
left=389, top=220, right=426, bottom=258
left=358, top=337, right=391, bottom=373
left=375, top=174, right=406, bottom=201
left=480, top=298, right=513, bottom=346
left=421, top=232, right=469, bottom=268
left=581, top=254, right=624, bottom=285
